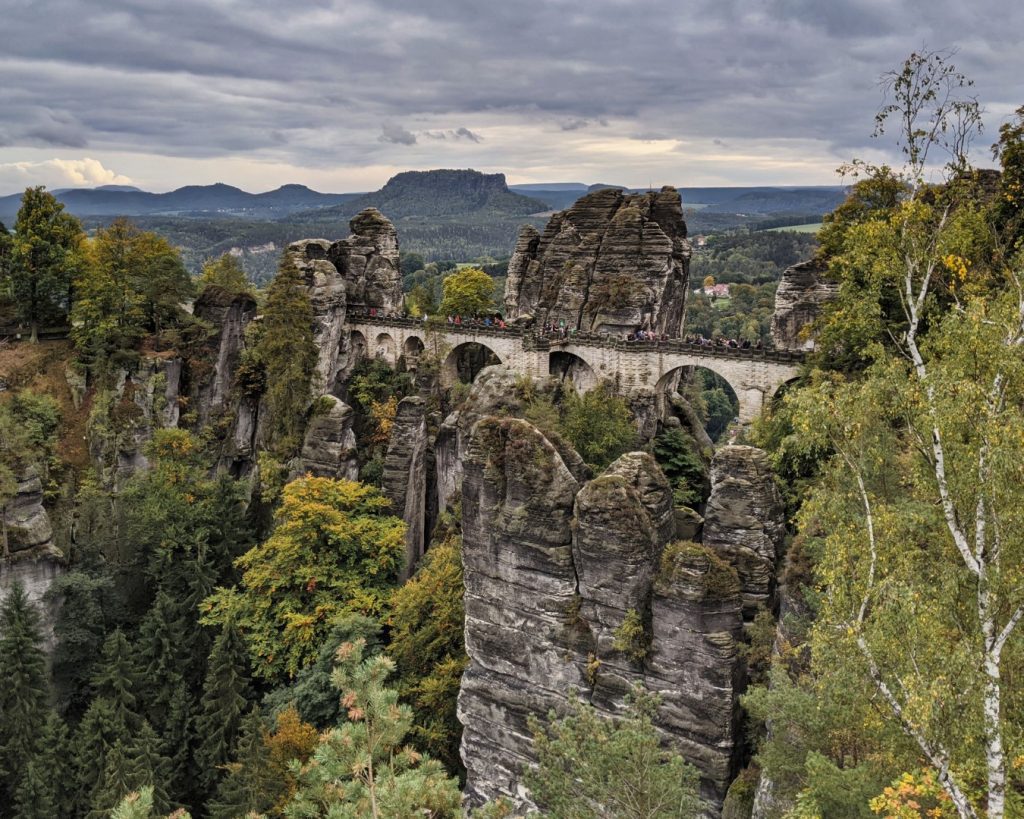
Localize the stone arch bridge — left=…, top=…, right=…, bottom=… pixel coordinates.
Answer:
left=348, top=317, right=804, bottom=423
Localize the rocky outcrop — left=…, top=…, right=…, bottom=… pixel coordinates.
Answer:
left=3, top=467, right=56, bottom=558
left=293, top=395, right=359, bottom=482
left=286, top=209, right=402, bottom=394
left=770, top=259, right=838, bottom=351
left=459, top=417, right=585, bottom=807
left=191, top=286, right=258, bottom=426
left=504, top=186, right=692, bottom=336
left=382, top=396, right=428, bottom=579
left=435, top=366, right=577, bottom=515
left=459, top=418, right=747, bottom=814
left=88, top=356, right=183, bottom=488
left=702, top=446, right=786, bottom=622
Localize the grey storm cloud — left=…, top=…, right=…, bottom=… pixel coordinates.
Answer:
left=379, top=124, right=418, bottom=145
left=0, top=0, right=1022, bottom=183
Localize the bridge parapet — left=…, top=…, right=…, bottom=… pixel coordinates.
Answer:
left=347, top=315, right=806, bottom=366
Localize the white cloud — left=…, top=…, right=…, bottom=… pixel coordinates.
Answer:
left=0, top=157, right=132, bottom=193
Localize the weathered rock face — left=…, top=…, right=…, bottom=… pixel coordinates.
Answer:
left=770, top=259, right=838, bottom=351
left=3, top=467, right=55, bottom=558
left=381, top=396, right=428, bottom=579
left=459, top=417, right=585, bottom=806
left=504, top=186, right=692, bottom=336
left=702, top=446, right=786, bottom=622
left=88, top=356, right=183, bottom=488
left=459, top=420, right=748, bottom=814
left=191, top=285, right=259, bottom=427
left=287, top=209, right=402, bottom=394
left=0, top=556, right=64, bottom=650
left=293, top=395, right=359, bottom=482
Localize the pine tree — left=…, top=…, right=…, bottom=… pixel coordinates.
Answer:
left=13, top=711, right=73, bottom=819
left=0, top=582, right=49, bottom=803
left=47, top=570, right=111, bottom=720
left=194, top=622, right=252, bottom=795
left=126, top=721, right=171, bottom=814
left=92, top=629, right=142, bottom=732
left=160, top=681, right=195, bottom=807
left=88, top=739, right=136, bottom=819
left=208, top=708, right=275, bottom=819
left=138, top=590, right=190, bottom=731
left=72, top=697, right=128, bottom=814
left=255, top=253, right=317, bottom=455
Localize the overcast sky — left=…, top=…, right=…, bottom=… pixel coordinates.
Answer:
left=0, top=0, right=1021, bottom=194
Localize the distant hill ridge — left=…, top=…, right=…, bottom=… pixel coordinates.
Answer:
left=291, top=169, right=549, bottom=223
left=0, top=183, right=356, bottom=222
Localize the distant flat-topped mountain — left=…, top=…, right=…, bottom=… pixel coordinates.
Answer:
left=0, top=183, right=357, bottom=223
left=292, top=169, right=549, bottom=223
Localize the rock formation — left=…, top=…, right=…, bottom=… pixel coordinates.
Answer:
left=190, top=285, right=259, bottom=427
left=293, top=395, right=359, bottom=482
left=504, top=186, right=692, bottom=336
left=381, top=396, right=428, bottom=579
left=286, top=209, right=402, bottom=395
left=458, top=414, right=766, bottom=814
left=702, top=446, right=786, bottom=623
left=88, top=356, right=183, bottom=488
left=770, top=259, right=838, bottom=351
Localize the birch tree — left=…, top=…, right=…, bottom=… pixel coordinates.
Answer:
left=784, top=51, right=1023, bottom=818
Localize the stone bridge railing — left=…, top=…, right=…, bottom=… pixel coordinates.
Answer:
left=348, top=315, right=806, bottom=365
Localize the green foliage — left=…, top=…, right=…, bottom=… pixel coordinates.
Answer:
left=387, top=534, right=468, bottom=771
left=611, top=607, right=649, bottom=664
left=652, top=427, right=707, bottom=507
left=202, top=477, right=405, bottom=682
left=72, top=218, right=194, bottom=369
left=438, top=265, right=495, bottom=316
left=524, top=687, right=703, bottom=818
left=194, top=621, right=252, bottom=795
left=197, top=253, right=253, bottom=295
left=656, top=541, right=740, bottom=600
left=263, top=614, right=384, bottom=728
left=286, top=638, right=462, bottom=818
left=253, top=253, right=318, bottom=455
left=560, top=381, right=635, bottom=470
left=9, top=186, right=84, bottom=340
left=0, top=583, right=49, bottom=804
left=208, top=708, right=276, bottom=819
left=13, top=711, right=73, bottom=819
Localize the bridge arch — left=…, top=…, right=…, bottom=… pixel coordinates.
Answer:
left=441, top=341, right=502, bottom=388
left=655, top=364, right=741, bottom=439
left=373, top=333, right=397, bottom=366
left=403, top=335, right=425, bottom=359
left=549, top=350, right=598, bottom=393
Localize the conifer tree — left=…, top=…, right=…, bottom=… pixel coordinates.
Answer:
left=254, top=253, right=317, bottom=455
left=13, top=711, right=72, bottom=819
left=160, top=681, right=195, bottom=807
left=198, top=253, right=252, bottom=295
left=47, top=570, right=111, bottom=719
left=287, top=639, right=461, bottom=817
left=92, top=629, right=143, bottom=732
left=126, top=721, right=171, bottom=814
left=0, top=582, right=49, bottom=803
left=89, top=740, right=136, bottom=819
left=72, top=696, right=129, bottom=811
left=138, top=590, right=190, bottom=730
left=195, top=621, right=252, bottom=795
left=208, top=708, right=275, bottom=819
